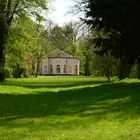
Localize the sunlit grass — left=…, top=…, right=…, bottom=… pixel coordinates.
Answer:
left=0, top=76, right=140, bottom=140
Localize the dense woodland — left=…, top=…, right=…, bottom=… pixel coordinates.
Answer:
left=0, top=0, right=140, bottom=81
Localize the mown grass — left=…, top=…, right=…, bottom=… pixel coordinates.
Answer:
left=0, top=76, right=140, bottom=140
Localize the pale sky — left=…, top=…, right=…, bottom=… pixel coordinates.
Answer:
left=47, top=0, right=82, bottom=26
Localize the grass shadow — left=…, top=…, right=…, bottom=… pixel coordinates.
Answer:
left=1, top=79, right=108, bottom=89
left=0, top=82, right=140, bottom=126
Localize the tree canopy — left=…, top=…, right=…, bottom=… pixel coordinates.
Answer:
left=6, top=15, right=46, bottom=78
left=0, top=0, right=48, bottom=81
left=77, top=0, right=140, bottom=79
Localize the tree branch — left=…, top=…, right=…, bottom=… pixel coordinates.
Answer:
left=6, top=0, right=12, bottom=17
left=7, top=0, right=20, bottom=25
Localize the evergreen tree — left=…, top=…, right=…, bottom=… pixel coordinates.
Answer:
left=78, top=0, right=140, bottom=79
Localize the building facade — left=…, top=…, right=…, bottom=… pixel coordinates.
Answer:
left=39, top=49, right=80, bottom=75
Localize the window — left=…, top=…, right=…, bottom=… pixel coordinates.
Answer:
left=64, top=65, right=66, bottom=73
left=68, top=66, right=72, bottom=73
left=74, top=65, right=78, bottom=74
left=39, top=67, right=42, bottom=74
left=49, top=65, right=53, bottom=73
left=44, top=66, right=47, bottom=73
left=56, top=65, right=60, bottom=73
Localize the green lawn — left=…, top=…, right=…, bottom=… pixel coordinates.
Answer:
left=0, top=76, right=140, bottom=140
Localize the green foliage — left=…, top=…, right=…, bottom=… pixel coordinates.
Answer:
left=78, top=34, right=94, bottom=76
left=0, top=0, right=48, bottom=81
left=78, top=0, right=140, bottom=79
left=6, top=15, right=46, bottom=78
left=0, top=0, right=48, bottom=21
left=45, top=21, right=82, bottom=56
left=0, top=76, right=140, bottom=139
left=92, top=52, right=118, bottom=80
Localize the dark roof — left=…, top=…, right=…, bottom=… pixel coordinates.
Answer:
left=48, top=57, right=79, bottom=60
left=48, top=48, right=73, bottom=58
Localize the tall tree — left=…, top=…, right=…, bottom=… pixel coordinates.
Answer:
left=6, top=15, right=46, bottom=78
left=93, top=52, right=117, bottom=81
left=45, top=21, right=82, bottom=56
left=79, top=32, right=94, bottom=76
left=77, top=0, right=140, bottom=79
left=0, top=0, right=48, bottom=81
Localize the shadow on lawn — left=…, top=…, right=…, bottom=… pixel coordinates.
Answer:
left=0, top=82, right=140, bottom=126
left=1, top=80, right=108, bottom=89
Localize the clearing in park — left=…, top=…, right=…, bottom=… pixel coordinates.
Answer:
left=0, top=76, right=140, bottom=140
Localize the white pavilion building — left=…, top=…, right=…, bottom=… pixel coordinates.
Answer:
left=39, top=49, right=80, bottom=75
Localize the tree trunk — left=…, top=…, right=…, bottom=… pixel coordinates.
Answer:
left=32, top=62, right=36, bottom=76
left=118, top=57, right=131, bottom=80
left=137, top=63, right=140, bottom=79
left=105, top=66, right=111, bottom=81
left=35, top=59, right=40, bottom=78
left=84, top=56, right=90, bottom=76
left=13, top=63, right=24, bottom=78
left=0, top=14, right=8, bottom=82
left=0, top=48, right=5, bottom=82
left=107, top=75, right=110, bottom=81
